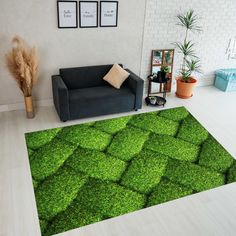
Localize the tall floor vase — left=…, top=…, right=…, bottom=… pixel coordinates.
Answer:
left=24, top=96, right=35, bottom=119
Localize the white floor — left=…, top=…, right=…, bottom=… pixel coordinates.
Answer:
left=1, top=86, right=236, bottom=236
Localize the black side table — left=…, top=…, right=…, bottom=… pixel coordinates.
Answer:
left=147, top=74, right=169, bottom=98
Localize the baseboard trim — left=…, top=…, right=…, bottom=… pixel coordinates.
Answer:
left=0, top=99, right=53, bottom=112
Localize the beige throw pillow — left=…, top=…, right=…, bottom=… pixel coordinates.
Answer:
left=103, top=64, right=130, bottom=89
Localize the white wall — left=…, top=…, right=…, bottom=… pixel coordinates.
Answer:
left=0, top=0, right=146, bottom=105
left=1, top=0, right=236, bottom=106
left=141, top=0, right=236, bottom=89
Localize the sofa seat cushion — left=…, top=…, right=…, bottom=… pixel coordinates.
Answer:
left=69, top=86, right=134, bottom=103
left=68, top=86, right=135, bottom=119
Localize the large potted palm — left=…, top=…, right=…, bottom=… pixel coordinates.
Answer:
left=175, top=10, right=202, bottom=99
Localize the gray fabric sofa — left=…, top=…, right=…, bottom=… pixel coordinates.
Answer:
left=52, top=64, right=144, bottom=121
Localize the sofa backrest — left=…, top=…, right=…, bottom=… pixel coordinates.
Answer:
left=60, top=64, right=123, bottom=89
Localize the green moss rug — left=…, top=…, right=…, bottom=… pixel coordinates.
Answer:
left=25, top=107, right=236, bottom=236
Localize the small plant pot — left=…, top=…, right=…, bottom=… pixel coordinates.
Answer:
left=154, top=72, right=168, bottom=83
left=24, top=96, right=35, bottom=119
left=176, top=76, right=197, bottom=99
left=160, top=71, right=167, bottom=82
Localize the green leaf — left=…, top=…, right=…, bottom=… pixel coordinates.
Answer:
left=180, top=70, right=192, bottom=82
left=177, top=10, right=202, bottom=31
left=186, top=58, right=201, bottom=73
left=174, top=40, right=197, bottom=58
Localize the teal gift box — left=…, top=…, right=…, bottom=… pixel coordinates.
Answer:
left=215, top=69, right=236, bottom=92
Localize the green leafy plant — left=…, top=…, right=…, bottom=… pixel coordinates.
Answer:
left=161, top=65, right=170, bottom=73
left=175, top=10, right=202, bottom=82
left=163, top=51, right=171, bottom=64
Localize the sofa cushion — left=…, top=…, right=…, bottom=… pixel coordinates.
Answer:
left=69, top=86, right=133, bottom=103
left=60, top=65, right=123, bottom=89
left=68, top=86, right=135, bottom=119
left=103, top=64, right=130, bottom=89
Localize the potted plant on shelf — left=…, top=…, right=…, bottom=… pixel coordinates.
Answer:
left=160, top=65, right=170, bottom=82
left=5, top=36, right=39, bottom=118
left=175, top=10, right=202, bottom=99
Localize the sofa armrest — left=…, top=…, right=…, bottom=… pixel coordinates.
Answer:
left=52, top=75, right=70, bottom=121
left=125, top=69, right=144, bottom=109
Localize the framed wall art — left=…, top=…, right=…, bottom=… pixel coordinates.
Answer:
left=100, top=1, right=118, bottom=27
left=79, top=1, right=98, bottom=28
left=57, top=1, right=78, bottom=28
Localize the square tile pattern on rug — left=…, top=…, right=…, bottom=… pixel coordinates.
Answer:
left=25, top=107, right=236, bottom=236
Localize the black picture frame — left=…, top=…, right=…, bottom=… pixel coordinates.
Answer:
left=79, top=1, right=98, bottom=28
left=100, top=1, right=118, bottom=27
left=57, top=1, right=78, bottom=29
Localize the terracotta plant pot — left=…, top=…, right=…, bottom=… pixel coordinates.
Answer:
left=24, top=96, right=35, bottom=119
left=176, top=76, right=197, bottom=99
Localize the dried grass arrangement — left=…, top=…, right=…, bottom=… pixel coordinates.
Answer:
left=5, top=36, right=39, bottom=118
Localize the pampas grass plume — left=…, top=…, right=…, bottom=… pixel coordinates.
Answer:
left=5, top=36, right=39, bottom=97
